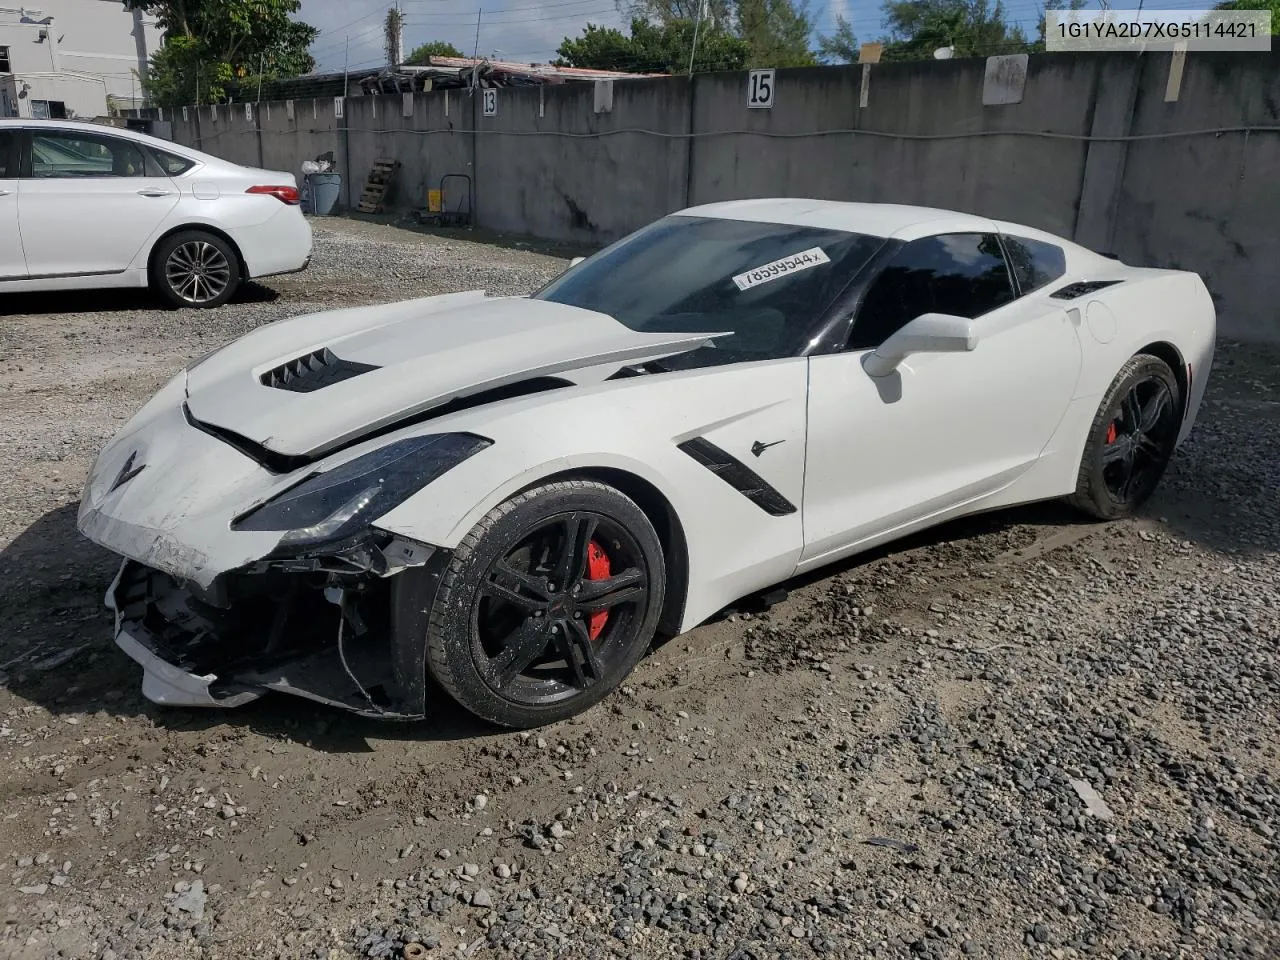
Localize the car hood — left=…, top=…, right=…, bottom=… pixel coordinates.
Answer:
left=184, top=292, right=720, bottom=458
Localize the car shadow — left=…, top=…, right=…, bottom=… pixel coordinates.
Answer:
left=0, top=281, right=280, bottom=316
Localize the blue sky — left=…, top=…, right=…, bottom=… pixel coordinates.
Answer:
left=299, top=0, right=1204, bottom=74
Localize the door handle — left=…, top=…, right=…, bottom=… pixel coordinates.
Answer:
left=0, top=189, right=11, bottom=197
left=137, top=188, right=174, bottom=197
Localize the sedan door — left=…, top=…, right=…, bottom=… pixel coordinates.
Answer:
left=799, top=231, right=1082, bottom=571
left=17, top=128, right=180, bottom=278
left=0, top=129, right=24, bottom=280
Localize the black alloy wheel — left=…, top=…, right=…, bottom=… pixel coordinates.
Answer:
left=1070, top=354, right=1181, bottom=519
left=474, top=512, right=648, bottom=704
left=423, top=480, right=666, bottom=728
left=1101, top=376, right=1177, bottom=503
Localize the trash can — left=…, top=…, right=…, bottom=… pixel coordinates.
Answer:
left=301, top=173, right=342, bottom=215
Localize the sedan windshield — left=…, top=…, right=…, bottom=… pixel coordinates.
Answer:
left=532, top=215, right=884, bottom=365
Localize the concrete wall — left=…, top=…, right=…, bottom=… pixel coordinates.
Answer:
left=474, top=79, right=692, bottom=243
left=1110, top=51, right=1280, bottom=339
left=151, top=50, right=1280, bottom=342
left=688, top=57, right=1097, bottom=242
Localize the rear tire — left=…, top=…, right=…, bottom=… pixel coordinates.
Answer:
left=151, top=230, right=241, bottom=308
left=1068, top=354, right=1181, bottom=520
left=426, top=480, right=666, bottom=729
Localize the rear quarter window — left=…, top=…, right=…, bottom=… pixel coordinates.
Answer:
left=1003, top=236, right=1067, bottom=295
left=152, top=148, right=196, bottom=176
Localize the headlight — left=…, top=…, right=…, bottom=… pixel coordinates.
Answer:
left=232, top=433, right=490, bottom=550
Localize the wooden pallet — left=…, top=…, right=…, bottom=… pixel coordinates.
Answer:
left=357, top=158, right=400, bottom=213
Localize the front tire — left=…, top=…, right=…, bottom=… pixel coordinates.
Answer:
left=426, top=480, right=666, bottom=729
left=151, top=230, right=241, bottom=308
left=1069, top=353, right=1181, bottom=520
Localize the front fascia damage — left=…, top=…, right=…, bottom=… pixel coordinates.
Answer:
left=106, top=529, right=451, bottom=719
left=90, top=426, right=472, bottom=718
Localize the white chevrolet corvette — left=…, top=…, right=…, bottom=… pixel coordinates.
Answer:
left=76, top=199, right=1216, bottom=728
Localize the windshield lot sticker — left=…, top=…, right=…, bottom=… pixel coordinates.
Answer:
left=732, top=247, right=831, bottom=291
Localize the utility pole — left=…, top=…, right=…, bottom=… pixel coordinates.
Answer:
left=386, top=3, right=405, bottom=69
left=470, top=9, right=482, bottom=90
left=687, top=0, right=704, bottom=76
left=256, top=52, right=264, bottom=102
left=343, top=35, right=350, bottom=97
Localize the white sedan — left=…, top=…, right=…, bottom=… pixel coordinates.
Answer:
left=75, top=199, right=1216, bottom=728
left=0, top=119, right=312, bottom=307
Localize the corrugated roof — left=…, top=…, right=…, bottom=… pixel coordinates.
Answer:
left=422, top=56, right=667, bottom=81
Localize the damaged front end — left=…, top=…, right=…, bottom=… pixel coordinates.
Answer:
left=106, top=530, right=447, bottom=719
left=80, top=398, right=488, bottom=718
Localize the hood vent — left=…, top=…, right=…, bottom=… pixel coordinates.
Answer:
left=261, top=348, right=380, bottom=393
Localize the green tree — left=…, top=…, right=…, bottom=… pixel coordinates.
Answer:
left=121, top=0, right=318, bottom=106
left=556, top=17, right=750, bottom=73
left=736, top=0, right=816, bottom=65
left=878, top=0, right=1030, bottom=60
left=620, top=0, right=736, bottom=30
left=1210, top=0, right=1280, bottom=32
left=1030, top=0, right=1087, bottom=51
left=556, top=24, right=645, bottom=70
left=406, top=40, right=467, bottom=63
left=573, top=0, right=814, bottom=72
left=817, top=13, right=859, bottom=63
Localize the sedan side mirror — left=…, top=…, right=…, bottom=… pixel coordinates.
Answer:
left=862, top=312, right=979, bottom=378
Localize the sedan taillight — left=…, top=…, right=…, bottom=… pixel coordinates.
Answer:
left=246, top=185, right=301, bottom=205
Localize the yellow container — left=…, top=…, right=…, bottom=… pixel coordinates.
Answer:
left=427, top=189, right=442, bottom=213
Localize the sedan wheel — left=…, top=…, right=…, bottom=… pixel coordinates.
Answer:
left=1070, top=354, right=1181, bottom=519
left=152, top=230, right=241, bottom=308
left=424, top=480, right=666, bottom=728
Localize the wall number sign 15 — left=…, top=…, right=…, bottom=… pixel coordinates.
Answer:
left=482, top=88, right=497, bottom=117
left=748, top=69, right=775, bottom=109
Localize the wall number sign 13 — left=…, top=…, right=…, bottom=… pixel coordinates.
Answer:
left=748, top=69, right=775, bottom=109
left=482, top=89, right=497, bottom=117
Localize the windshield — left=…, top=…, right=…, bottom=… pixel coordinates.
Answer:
left=532, top=215, right=884, bottom=365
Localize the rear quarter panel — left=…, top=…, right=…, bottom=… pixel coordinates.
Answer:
left=1071, top=269, right=1215, bottom=444
left=983, top=267, right=1215, bottom=510
left=142, top=187, right=313, bottom=278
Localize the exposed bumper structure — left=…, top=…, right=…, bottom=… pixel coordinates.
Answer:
left=105, top=563, right=264, bottom=709
left=104, top=558, right=438, bottom=719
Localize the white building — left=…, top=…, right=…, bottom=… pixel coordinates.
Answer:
left=0, top=1, right=162, bottom=119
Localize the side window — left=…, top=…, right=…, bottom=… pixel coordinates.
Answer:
left=151, top=147, right=196, bottom=176
left=30, top=131, right=148, bottom=178
left=0, top=130, right=14, bottom=178
left=849, top=233, right=1015, bottom=350
left=1003, top=235, right=1066, bottom=294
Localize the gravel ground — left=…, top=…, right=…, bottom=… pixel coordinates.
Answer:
left=0, top=218, right=1277, bottom=960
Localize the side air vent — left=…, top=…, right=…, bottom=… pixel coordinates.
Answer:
left=1050, top=279, right=1124, bottom=300
left=678, top=437, right=797, bottom=516
left=261, top=348, right=380, bottom=393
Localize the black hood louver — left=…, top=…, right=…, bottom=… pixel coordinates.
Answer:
left=261, top=348, right=380, bottom=393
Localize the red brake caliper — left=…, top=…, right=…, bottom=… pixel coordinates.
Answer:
left=1106, top=422, right=1118, bottom=444
left=585, top=541, right=611, bottom=641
